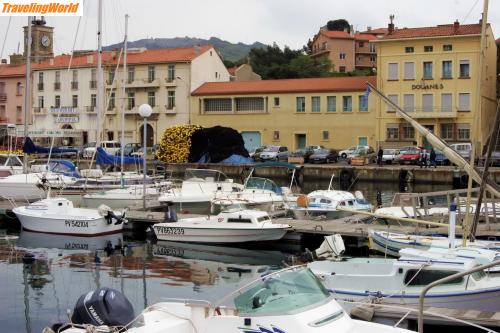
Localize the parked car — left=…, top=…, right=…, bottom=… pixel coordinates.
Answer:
left=308, top=148, right=339, bottom=164
left=131, top=146, right=155, bottom=157
left=434, top=149, right=450, bottom=165
left=450, top=143, right=471, bottom=160
left=276, top=150, right=290, bottom=162
left=115, top=143, right=141, bottom=156
left=82, top=140, right=121, bottom=158
left=339, top=145, right=370, bottom=159
left=381, top=149, right=400, bottom=164
left=398, top=146, right=417, bottom=155
left=250, top=145, right=269, bottom=161
left=347, top=146, right=376, bottom=164
left=259, top=146, right=288, bottom=161
left=477, top=151, right=500, bottom=167
left=399, top=147, right=422, bottom=165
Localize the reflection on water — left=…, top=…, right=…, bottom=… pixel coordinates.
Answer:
left=0, top=233, right=288, bottom=333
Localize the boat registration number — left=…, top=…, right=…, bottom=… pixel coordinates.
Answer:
left=65, top=220, right=89, bottom=228
left=153, top=246, right=184, bottom=257
left=156, top=226, right=185, bottom=235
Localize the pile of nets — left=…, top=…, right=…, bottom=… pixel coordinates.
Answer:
left=157, top=125, right=251, bottom=164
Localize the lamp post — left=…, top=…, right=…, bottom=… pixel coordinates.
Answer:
left=138, top=103, right=152, bottom=209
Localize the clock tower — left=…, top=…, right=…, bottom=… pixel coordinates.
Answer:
left=23, top=17, right=54, bottom=63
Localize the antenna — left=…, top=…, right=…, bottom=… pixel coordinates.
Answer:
left=389, top=14, right=395, bottom=24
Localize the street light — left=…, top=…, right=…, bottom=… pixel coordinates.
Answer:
left=138, top=103, right=152, bottom=209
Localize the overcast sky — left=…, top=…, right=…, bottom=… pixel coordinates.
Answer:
left=0, top=0, right=498, bottom=59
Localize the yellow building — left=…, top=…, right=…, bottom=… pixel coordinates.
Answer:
left=191, top=76, right=376, bottom=151
left=373, top=21, right=497, bottom=150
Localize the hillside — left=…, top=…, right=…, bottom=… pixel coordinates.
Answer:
left=104, top=37, right=267, bottom=62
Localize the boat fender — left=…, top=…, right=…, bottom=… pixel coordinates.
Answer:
left=296, top=195, right=309, bottom=208
left=350, top=305, right=374, bottom=322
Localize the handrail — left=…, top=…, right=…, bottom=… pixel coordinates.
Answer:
left=418, top=259, right=500, bottom=333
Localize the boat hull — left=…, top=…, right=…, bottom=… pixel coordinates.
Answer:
left=153, top=224, right=287, bottom=243
left=291, top=208, right=355, bottom=220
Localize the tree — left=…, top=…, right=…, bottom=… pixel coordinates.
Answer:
left=326, top=19, right=350, bottom=32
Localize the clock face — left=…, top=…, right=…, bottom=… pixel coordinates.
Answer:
left=41, top=35, right=50, bottom=47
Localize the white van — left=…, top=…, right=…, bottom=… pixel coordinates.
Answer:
left=82, top=141, right=121, bottom=158
left=449, top=143, right=471, bottom=160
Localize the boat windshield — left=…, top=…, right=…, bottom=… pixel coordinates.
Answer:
left=245, top=177, right=281, bottom=194
left=185, top=169, right=228, bottom=182
left=0, top=155, right=22, bottom=166
left=232, top=267, right=330, bottom=316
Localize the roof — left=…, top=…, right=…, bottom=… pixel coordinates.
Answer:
left=227, top=66, right=238, bottom=76
left=35, top=45, right=212, bottom=70
left=354, top=33, right=378, bottom=41
left=319, top=30, right=354, bottom=40
left=381, top=23, right=482, bottom=40
left=361, top=27, right=388, bottom=35
left=0, top=64, right=26, bottom=78
left=192, top=76, right=376, bottom=96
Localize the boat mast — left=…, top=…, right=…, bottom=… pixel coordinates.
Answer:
left=96, top=0, right=103, bottom=149
left=120, top=14, right=129, bottom=185
left=463, top=0, right=489, bottom=243
left=23, top=17, right=32, bottom=174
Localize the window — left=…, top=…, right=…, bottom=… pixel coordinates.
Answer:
left=167, top=91, right=176, bottom=110
left=404, top=62, right=415, bottom=80
left=443, top=44, right=453, bottom=51
left=402, top=124, right=415, bottom=139
left=215, top=72, right=218, bottom=79
left=16, top=82, right=22, bottom=95
left=327, top=96, right=336, bottom=112
left=296, top=97, right=305, bottom=112
left=388, top=63, right=398, bottom=80
left=167, top=65, right=175, bottom=82
left=441, top=93, right=452, bottom=112
left=405, top=46, right=414, bottom=53
left=459, top=60, right=470, bottom=78
left=342, top=96, right=352, bottom=112
left=55, top=95, right=60, bottom=108
left=339, top=66, right=346, bottom=73
left=369, top=43, right=376, bottom=53
left=424, top=45, right=433, bottom=52
left=403, top=94, right=414, bottom=112
left=72, top=70, right=78, bottom=89
left=458, top=93, right=470, bottom=111
left=358, top=95, right=368, bottom=112
left=108, top=92, right=115, bottom=110
left=358, top=41, right=364, bottom=48
left=55, top=71, right=60, bottom=83
left=404, top=269, right=462, bottom=286
left=387, top=94, right=398, bottom=112
left=442, top=61, right=452, bottom=78
left=423, top=62, right=433, bottom=79
left=311, top=96, right=320, bottom=112
left=90, top=94, right=96, bottom=108
left=422, top=94, right=433, bottom=112
left=38, top=72, right=44, bottom=91
left=441, top=123, right=454, bottom=140
left=72, top=95, right=78, bottom=107
left=148, top=91, right=156, bottom=107
left=386, top=124, right=399, bottom=140
left=148, top=65, right=155, bottom=82
left=127, top=67, right=135, bottom=83
left=235, top=97, right=264, bottom=111
left=273, top=131, right=280, bottom=140
left=273, top=97, right=280, bottom=107
left=90, top=69, right=97, bottom=88
left=204, top=98, right=231, bottom=112
left=339, top=53, right=346, bottom=59
left=322, top=131, right=329, bottom=140
left=127, top=92, right=135, bottom=110
left=370, top=55, right=376, bottom=62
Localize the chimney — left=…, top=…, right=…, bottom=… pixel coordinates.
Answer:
left=194, top=44, right=201, bottom=55
left=367, top=26, right=372, bottom=31
left=350, top=25, right=354, bottom=36
left=388, top=14, right=395, bottom=34
left=453, top=20, right=459, bottom=33
left=1, top=59, right=7, bottom=64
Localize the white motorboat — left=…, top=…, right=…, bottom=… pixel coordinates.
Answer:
left=375, top=202, right=500, bottom=219
left=309, top=248, right=500, bottom=312
left=81, top=181, right=171, bottom=209
left=13, top=197, right=126, bottom=236
left=158, top=168, right=244, bottom=214
left=369, top=230, right=500, bottom=257
left=153, top=209, right=289, bottom=243
left=290, top=190, right=373, bottom=220
left=53, top=266, right=412, bottom=333
left=0, top=154, right=23, bottom=178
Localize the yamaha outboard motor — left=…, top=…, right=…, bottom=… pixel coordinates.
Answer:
left=71, top=287, right=135, bottom=329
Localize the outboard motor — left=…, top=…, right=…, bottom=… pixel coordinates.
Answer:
left=354, top=191, right=368, bottom=204
left=300, top=235, right=346, bottom=262
left=98, top=205, right=126, bottom=225
left=71, top=288, right=135, bottom=329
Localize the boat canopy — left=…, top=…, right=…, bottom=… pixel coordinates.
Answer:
left=23, top=137, right=79, bottom=155
left=245, top=177, right=282, bottom=194
left=96, top=147, right=143, bottom=166
left=184, top=168, right=229, bottom=182
left=48, top=160, right=81, bottom=178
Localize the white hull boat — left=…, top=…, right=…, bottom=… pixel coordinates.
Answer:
left=0, top=172, right=78, bottom=201
left=290, top=190, right=373, bottom=220
left=0, top=154, right=23, bottom=178
left=375, top=202, right=500, bottom=219
left=52, top=267, right=412, bottom=333
left=13, top=197, right=126, bottom=236
left=153, top=209, right=289, bottom=243
left=309, top=248, right=500, bottom=312
left=369, top=230, right=500, bottom=257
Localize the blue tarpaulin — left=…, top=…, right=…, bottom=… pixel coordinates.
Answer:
left=23, top=137, right=79, bottom=155
left=96, top=147, right=143, bottom=166
left=197, top=153, right=252, bottom=164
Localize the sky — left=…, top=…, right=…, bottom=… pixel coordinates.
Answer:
left=0, top=0, right=499, bottom=59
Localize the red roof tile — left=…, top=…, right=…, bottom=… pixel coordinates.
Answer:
left=320, top=30, right=354, bottom=40
left=354, top=33, right=378, bottom=41
left=0, top=64, right=26, bottom=78
left=192, top=76, right=376, bottom=96
left=361, top=28, right=388, bottom=35
left=382, top=23, right=481, bottom=40
left=35, top=45, right=212, bottom=69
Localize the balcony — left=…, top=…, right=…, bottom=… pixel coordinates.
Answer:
left=54, top=82, right=61, bottom=90
left=141, top=78, right=160, bottom=87
left=71, top=81, right=79, bottom=90
left=396, top=107, right=457, bottom=119
left=86, top=106, right=96, bottom=113
left=311, top=45, right=330, bottom=57
left=0, top=93, right=6, bottom=103
left=89, top=80, right=97, bottom=89
left=37, top=83, right=44, bottom=91
left=164, top=105, right=176, bottom=114
left=165, top=77, right=177, bottom=87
